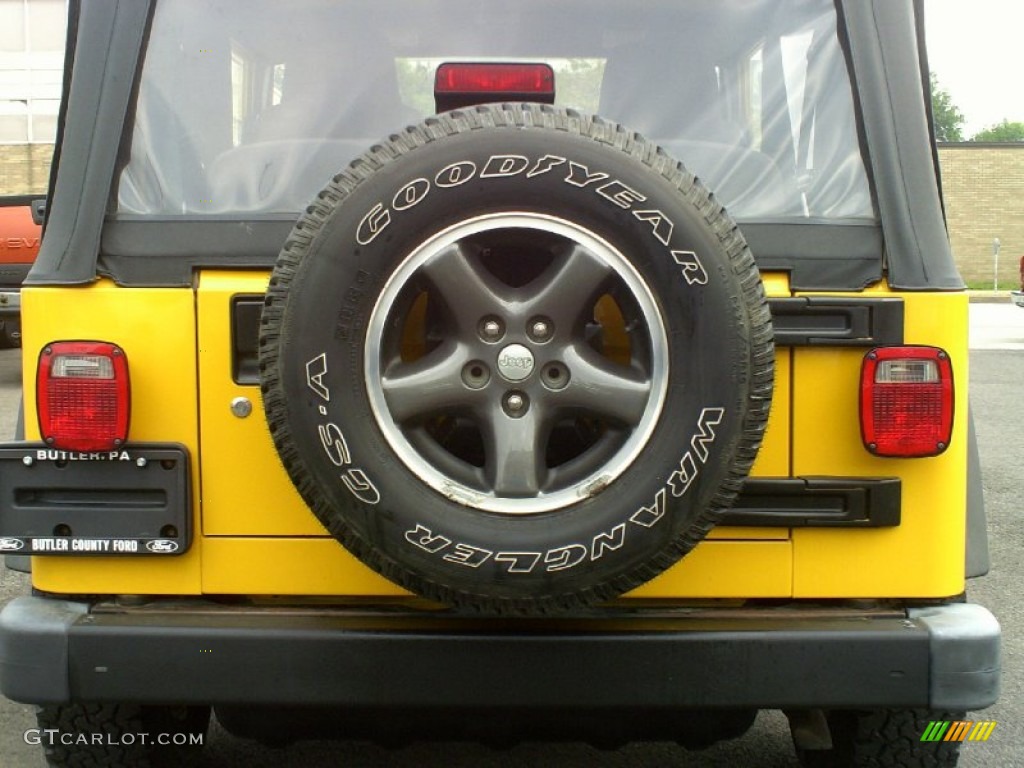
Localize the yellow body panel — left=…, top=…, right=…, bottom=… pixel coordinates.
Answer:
left=197, top=272, right=323, bottom=536
left=200, top=538, right=793, bottom=598
left=202, top=538, right=403, bottom=595
left=791, top=291, right=969, bottom=597
left=23, top=282, right=203, bottom=594
left=749, top=272, right=791, bottom=480
left=22, top=272, right=969, bottom=602
left=627, top=540, right=792, bottom=598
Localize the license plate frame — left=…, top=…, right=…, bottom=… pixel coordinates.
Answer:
left=0, top=443, right=191, bottom=556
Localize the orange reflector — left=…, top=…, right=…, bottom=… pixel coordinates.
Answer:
left=860, top=346, right=953, bottom=458
left=37, top=341, right=130, bottom=452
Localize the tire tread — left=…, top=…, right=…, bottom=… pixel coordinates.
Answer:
left=798, top=708, right=965, bottom=768
left=260, top=103, right=774, bottom=614
left=35, top=703, right=209, bottom=768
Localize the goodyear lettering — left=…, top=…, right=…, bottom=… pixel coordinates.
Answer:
left=481, top=154, right=530, bottom=178
left=564, top=161, right=609, bottom=189
left=596, top=180, right=646, bottom=209
left=526, top=154, right=567, bottom=178
left=672, top=250, right=708, bottom=285
left=354, top=153, right=707, bottom=287
left=633, top=210, right=674, bottom=246
left=392, top=178, right=430, bottom=211
left=356, top=203, right=391, bottom=245
left=435, top=161, right=477, bottom=188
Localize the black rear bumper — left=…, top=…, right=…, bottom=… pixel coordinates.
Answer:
left=0, top=597, right=999, bottom=711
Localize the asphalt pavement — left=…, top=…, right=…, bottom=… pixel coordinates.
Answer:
left=1, top=303, right=1021, bottom=766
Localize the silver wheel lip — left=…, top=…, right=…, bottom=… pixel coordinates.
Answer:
left=365, top=212, right=669, bottom=515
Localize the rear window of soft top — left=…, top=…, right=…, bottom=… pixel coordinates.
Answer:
left=116, top=0, right=875, bottom=225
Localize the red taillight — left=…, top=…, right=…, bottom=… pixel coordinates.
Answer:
left=37, top=341, right=130, bottom=452
left=860, top=346, right=953, bottom=458
left=434, top=62, right=555, bottom=111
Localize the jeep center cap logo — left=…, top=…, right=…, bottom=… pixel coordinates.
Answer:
left=497, top=344, right=535, bottom=382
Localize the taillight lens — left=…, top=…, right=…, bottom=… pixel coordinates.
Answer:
left=434, top=62, right=555, bottom=111
left=860, top=346, right=953, bottom=458
left=37, top=341, right=130, bottom=452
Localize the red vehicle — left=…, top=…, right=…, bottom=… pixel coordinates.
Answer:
left=0, top=196, right=43, bottom=347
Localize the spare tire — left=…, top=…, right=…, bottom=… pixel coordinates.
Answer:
left=260, top=103, right=773, bottom=613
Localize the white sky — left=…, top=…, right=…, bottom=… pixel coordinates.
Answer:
left=925, top=0, right=1024, bottom=137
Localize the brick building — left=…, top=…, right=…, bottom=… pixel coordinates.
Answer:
left=938, top=143, right=1024, bottom=288
left=0, top=143, right=52, bottom=196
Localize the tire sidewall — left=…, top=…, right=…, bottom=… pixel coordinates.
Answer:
left=271, top=120, right=758, bottom=600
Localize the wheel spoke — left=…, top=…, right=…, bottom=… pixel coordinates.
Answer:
left=421, top=243, right=507, bottom=331
left=380, top=342, right=474, bottom=424
left=523, top=245, right=612, bottom=329
left=559, top=343, right=652, bottom=425
left=365, top=212, right=669, bottom=514
left=545, top=430, right=623, bottom=489
left=482, top=406, right=549, bottom=497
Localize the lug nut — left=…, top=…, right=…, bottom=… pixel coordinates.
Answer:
left=479, top=317, right=505, bottom=342
left=528, top=318, right=553, bottom=342
left=503, top=391, right=529, bottom=417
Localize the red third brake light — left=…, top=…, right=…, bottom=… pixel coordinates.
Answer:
left=37, top=341, right=130, bottom=452
left=434, top=62, right=555, bottom=112
left=435, top=62, right=554, bottom=94
left=860, top=346, right=953, bottom=458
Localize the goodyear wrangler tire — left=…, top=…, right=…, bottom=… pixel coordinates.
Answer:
left=796, top=709, right=965, bottom=767
left=36, top=703, right=210, bottom=767
left=260, top=104, right=773, bottom=613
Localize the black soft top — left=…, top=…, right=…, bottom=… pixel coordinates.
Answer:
left=30, top=0, right=960, bottom=292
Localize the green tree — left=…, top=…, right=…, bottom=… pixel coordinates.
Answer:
left=929, top=73, right=964, bottom=142
left=971, top=119, right=1024, bottom=142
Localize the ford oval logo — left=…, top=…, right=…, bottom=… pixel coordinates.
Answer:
left=0, top=538, right=25, bottom=551
left=146, top=540, right=179, bottom=553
